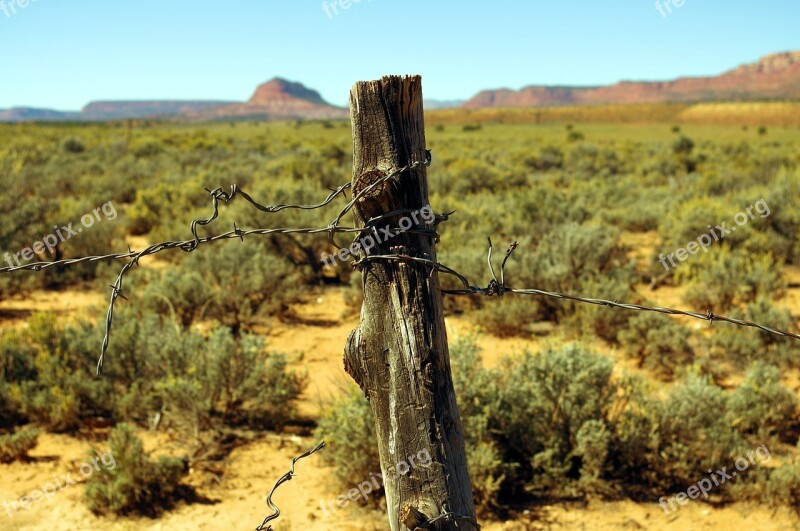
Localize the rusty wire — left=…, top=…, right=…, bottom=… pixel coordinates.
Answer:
left=255, top=441, right=326, bottom=531
left=2, top=146, right=799, bottom=377
left=438, top=239, right=800, bottom=342
left=0, top=155, right=432, bottom=375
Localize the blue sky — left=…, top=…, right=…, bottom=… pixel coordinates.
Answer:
left=0, top=0, right=798, bottom=110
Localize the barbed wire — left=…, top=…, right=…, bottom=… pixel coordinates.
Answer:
left=0, top=155, right=432, bottom=375
left=438, top=239, right=800, bottom=342
left=2, top=147, right=798, bottom=378
left=255, top=441, right=326, bottom=531
left=2, top=147, right=799, bottom=529
left=350, top=239, right=800, bottom=342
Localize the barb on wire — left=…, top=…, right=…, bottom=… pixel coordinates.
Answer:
left=188, top=183, right=353, bottom=251
left=507, top=286, right=800, bottom=341
left=327, top=157, right=432, bottom=249
left=0, top=155, right=432, bottom=376
left=441, top=239, right=800, bottom=342
left=255, top=441, right=326, bottom=531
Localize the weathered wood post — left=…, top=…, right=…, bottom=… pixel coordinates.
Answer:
left=344, top=75, right=478, bottom=530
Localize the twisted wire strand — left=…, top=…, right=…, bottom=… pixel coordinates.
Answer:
left=255, top=441, right=326, bottom=531
left=439, top=239, right=800, bottom=342
left=327, top=155, right=431, bottom=248
left=4, top=146, right=799, bottom=377
left=92, top=225, right=363, bottom=374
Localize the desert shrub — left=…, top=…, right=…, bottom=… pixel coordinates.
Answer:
left=710, top=299, right=800, bottom=368
left=126, top=181, right=202, bottom=236
left=0, top=308, right=305, bottom=438
left=605, top=375, right=662, bottom=490
left=450, top=337, right=506, bottom=510
left=618, top=312, right=694, bottom=379
left=651, top=374, right=745, bottom=490
left=504, top=188, right=592, bottom=240
left=656, top=198, right=748, bottom=261
left=447, top=158, right=503, bottom=195
left=763, top=169, right=800, bottom=264
left=672, top=135, right=694, bottom=155
left=202, top=327, right=306, bottom=429
left=727, top=363, right=797, bottom=443
left=567, top=144, right=623, bottom=177
left=62, top=311, right=306, bottom=439
left=315, top=388, right=379, bottom=490
left=567, top=130, right=585, bottom=143
left=0, top=428, right=39, bottom=463
left=130, top=138, right=163, bottom=158
left=524, top=145, right=564, bottom=171
left=474, top=296, right=541, bottom=338
left=465, top=441, right=506, bottom=513
left=570, top=273, right=635, bottom=342
left=680, top=250, right=784, bottom=310
left=143, top=241, right=309, bottom=331
left=62, top=137, right=86, bottom=154
left=489, top=345, right=618, bottom=497
left=41, top=218, right=123, bottom=288
left=763, top=459, right=800, bottom=509
left=141, top=268, right=212, bottom=327
left=528, top=223, right=635, bottom=327
left=84, top=423, right=187, bottom=516
left=3, top=313, right=115, bottom=432
left=602, top=183, right=667, bottom=231
left=0, top=328, right=37, bottom=427
left=608, top=373, right=747, bottom=494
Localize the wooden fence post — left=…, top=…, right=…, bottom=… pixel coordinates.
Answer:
left=344, top=75, right=478, bottom=530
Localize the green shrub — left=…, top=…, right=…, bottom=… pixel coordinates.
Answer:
left=0, top=428, right=39, bottom=463
left=680, top=250, right=784, bottom=310
left=450, top=337, right=506, bottom=510
left=84, top=423, right=187, bottom=516
left=567, top=144, right=623, bottom=177
left=143, top=241, right=309, bottom=331
left=672, top=135, right=695, bottom=155
left=570, top=273, right=635, bottom=342
left=3, top=313, right=115, bottom=432
left=523, top=222, right=635, bottom=334
left=618, top=312, right=694, bottom=379
left=567, top=130, right=585, bottom=143
left=764, top=462, right=800, bottom=508
left=490, top=345, right=617, bottom=497
left=652, top=374, right=745, bottom=490
left=710, top=299, right=800, bottom=369
left=727, top=363, right=797, bottom=442
left=315, top=388, right=379, bottom=491
left=524, top=145, right=564, bottom=171
left=474, top=296, right=541, bottom=338
left=93, top=312, right=305, bottom=437
left=62, top=137, right=85, bottom=154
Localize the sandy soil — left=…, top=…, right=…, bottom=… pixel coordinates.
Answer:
left=1, top=284, right=799, bottom=530
left=2, top=431, right=797, bottom=531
